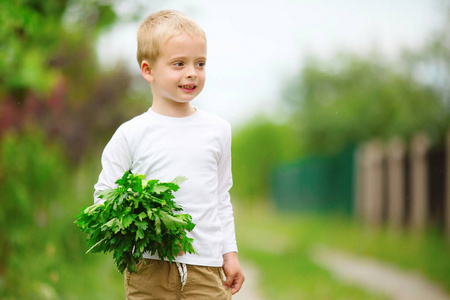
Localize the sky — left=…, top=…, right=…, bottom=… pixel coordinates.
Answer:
left=97, top=0, right=445, bottom=126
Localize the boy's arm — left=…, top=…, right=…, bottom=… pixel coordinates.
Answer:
left=217, top=124, right=244, bottom=294
left=217, top=125, right=238, bottom=254
left=94, top=128, right=132, bottom=204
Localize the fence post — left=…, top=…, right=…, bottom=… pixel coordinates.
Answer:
left=410, top=132, right=430, bottom=232
left=386, top=137, right=406, bottom=230
left=354, top=145, right=365, bottom=220
left=446, top=130, right=450, bottom=240
left=362, top=140, right=384, bottom=227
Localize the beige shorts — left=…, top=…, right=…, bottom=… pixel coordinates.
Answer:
left=124, top=259, right=232, bottom=300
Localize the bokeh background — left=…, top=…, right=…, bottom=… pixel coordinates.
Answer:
left=1, top=0, right=449, bottom=299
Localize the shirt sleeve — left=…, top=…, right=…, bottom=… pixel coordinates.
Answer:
left=93, top=127, right=132, bottom=204
left=217, top=124, right=238, bottom=255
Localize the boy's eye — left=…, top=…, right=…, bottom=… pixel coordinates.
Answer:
left=197, top=62, right=206, bottom=67
left=173, top=62, right=184, bottom=67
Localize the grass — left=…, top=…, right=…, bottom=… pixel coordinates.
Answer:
left=234, top=202, right=450, bottom=300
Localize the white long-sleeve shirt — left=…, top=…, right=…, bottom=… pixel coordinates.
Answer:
left=94, top=108, right=237, bottom=267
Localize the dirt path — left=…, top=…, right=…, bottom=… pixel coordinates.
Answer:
left=311, top=247, right=450, bottom=300
left=232, top=261, right=265, bottom=300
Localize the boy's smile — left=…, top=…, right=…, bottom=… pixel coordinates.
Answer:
left=142, top=34, right=207, bottom=114
left=179, top=84, right=197, bottom=93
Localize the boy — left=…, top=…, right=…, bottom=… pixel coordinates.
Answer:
left=94, top=10, right=245, bottom=299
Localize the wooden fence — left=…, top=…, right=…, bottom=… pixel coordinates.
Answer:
left=355, top=131, right=450, bottom=238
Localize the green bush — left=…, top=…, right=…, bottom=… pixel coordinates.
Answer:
left=0, top=130, right=123, bottom=299
left=232, top=117, right=302, bottom=205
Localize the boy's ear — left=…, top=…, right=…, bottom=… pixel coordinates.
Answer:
left=140, top=60, right=154, bottom=83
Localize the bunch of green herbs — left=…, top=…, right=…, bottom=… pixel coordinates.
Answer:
left=74, top=171, right=196, bottom=273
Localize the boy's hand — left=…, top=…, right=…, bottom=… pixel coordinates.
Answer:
left=178, top=242, right=184, bottom=256
left=222, top=252, right=245, bottom=295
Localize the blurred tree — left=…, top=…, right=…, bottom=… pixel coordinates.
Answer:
left=0, top=0, right=116, bottom=96
left=283, top=53, right=447, bottom=155
left=282, top=2, right=450, bottom=155
left=232, top=116, right=302, bottom=205
left=401, top=2, right=450, bottom=114
left=0, top=0, right=148, bottom=161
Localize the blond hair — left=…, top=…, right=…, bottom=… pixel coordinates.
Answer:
left=136, top=10, right=206, bottom=66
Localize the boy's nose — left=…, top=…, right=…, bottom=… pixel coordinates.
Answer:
left=185, top=67, right=198, bottom=79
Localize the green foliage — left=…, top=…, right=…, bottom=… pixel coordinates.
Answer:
left=0, top=131, right=126, bottom=299
left=75, top=172, right=196, bottom=274
left=0, top=0, right=144, bottom=163
left=232, top=116, right=302, bottom=204
left=0, top=130, right=67, bottom=254
left=0, top=0, right=116, bottom=96
left=284, top=54, right=448, bottom=155
left=0, top=1, right=61, bottom=94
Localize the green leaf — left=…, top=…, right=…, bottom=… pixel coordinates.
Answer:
left=135, top=227, right=144, bottom=241
left=131, top=179, right=143, bottom=192
left=150, top=196, right=165, bottom=205
left=103, top=218, right=123, bottom=234
left=181, top=237, right=196, bottom=254
left=137, top=211, right=147, bottom=221
left=154, top=215, right=161, bottom=236
left=154, top=184, right=169, bottom=194
left=172, top=176, right=187, bottom=185
left=134, top=219, right=148, bottom=231
left=159, top=211, right=186, bottom=231
left=83, top=203, right=104, bottom=215
left=86, top=238, right=107, bottom=254
left=184, top=217, right=196, bottom=232
left=115, top=171, right=130, bottom=186
left=97, top=189, right=116, bottom=200
left=122, top=214, right=134, bottom=228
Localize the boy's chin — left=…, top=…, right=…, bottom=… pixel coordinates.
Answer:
left=176, top=95, right=199, bottom=103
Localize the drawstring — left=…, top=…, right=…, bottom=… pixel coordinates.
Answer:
left=175, top=263, right=227, bottom=291
left=220, top=268, right=227, bottom=282
left=176, top=262, right=187, bottom=291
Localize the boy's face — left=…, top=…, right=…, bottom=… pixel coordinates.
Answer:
left=143, top=34, right=207, bottom=106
